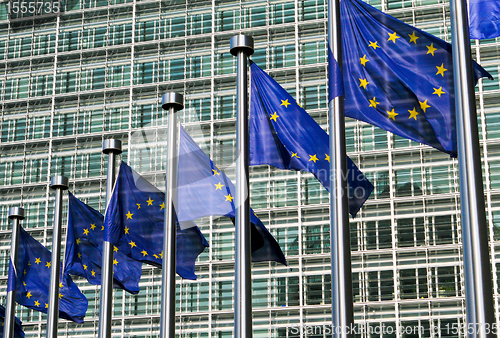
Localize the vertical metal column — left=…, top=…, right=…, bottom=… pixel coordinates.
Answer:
left=159, top=92, right=183, bottom=338
left=98, top=139, right=122, bottom=338
left=47, top=176, right=69, bottom=338
left=449, top=1, right=495, bottom=337
left=4, top=207, right=24, bottom=338
left=327, top=0, right=354, bottom=336
left=230, top=34, right=254, bottom=338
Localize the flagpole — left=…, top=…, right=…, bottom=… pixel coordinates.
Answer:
left=449, top=1, right=495, bottom=337
left=99, top=139, right=122, bottom=338
left=4, top=207, right=24, bottom=338
left=327, top=0, right=354, bottom=336
left=47, top=176, right=69, bottom=338
left=159, top=92, right=183, bottom=338
left=230, top=34, right=254, bottom=338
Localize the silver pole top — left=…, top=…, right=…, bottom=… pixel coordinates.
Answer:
left=103, top=139, right=123, bottom=155
left=50, top=176, right=69, bottom=190
left=161, top=92, right=184, bottom=111
left=230, top=35, right=254, bottom=56
left=8, top=207, right=25, bottom=220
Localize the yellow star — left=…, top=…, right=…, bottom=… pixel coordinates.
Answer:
left=309, top=154, right=319, bottom=163
left=214, top=182, right=224, bottom=190
left=23, top=281, right=26, bottom=286
left=408, top=31, right=419, bottom=44
left=124, top=227, right=130, bottom=234
left=160, top=202, right=165, bottom=210
left=433, top=87, right=446, bottom=97
left=325, top=154, right=330, bottom=162
left=35, top=258, right=41, bottom=265
left=291, top=152, right=300, bottom=158
left=23, top=269, right=26, bottom=275
left=91, top=270, right=96, bottom=277
left=369, top=41, right=380, bottom=50
left=45, top=303, right=48, bottom=309
left=76, top=238, right=81, bottom=245
left=28, top=261, right=31, bottom=266
left=141, top=250, right=148, bottom=257
left=225, top=194, right=234, bottom=202
left=387, top=32, right=400, bottom=43
left=212, top=169, right=219, bottom=175
left=159, top=251, right=163, bottom=259
left=59, top=282, right=63, bottom=288
left=387, top=108, right=399, bottom=121
left=90, top=223, right=96, bottom=230
left=153, top=254, right=159, bottom=259
left=359, top=78, right=369, bottom=89
left=126, top=211, right=133, bottom=220
left=426, top=43, right=437, bottom=56
left=78, top=253, right=82, bottom=259
left=46, top=262, right=51, bottom=268
left=26, top=291, right=32, bottom=299
left=129, top=241, right=136, bottom=248
left=408, top=107, right=419, bottom=120
left=83, top=264, right=88, bottom=270
left=146, top=198, right=154, bottom=206
left=280, top=99, right=291, bottom=107
left=270, top=112, right=279, bottom=122
left=58, top=293, right=63, bottom=299
left=360, top=54, right=369, bottom=66
left=136, top=203, right=141, bottom=209
left=101, top=226, right=104, bottom=231
left=83, top=228, right=89, bottom=236
left=369, top=97, right=380, bottom=108
left=419, top=100, right=431, bottom=112
left=436, top=63, right=447, bottom=76
left=113, top=259, right=118, bottom=265
left=34, top=300, right=40, bottom=307
left=113, top=246, right=118, bottom=252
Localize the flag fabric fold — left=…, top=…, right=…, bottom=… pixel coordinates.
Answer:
left=249, top=61, right=374, bottom=217
left=7, top=227, right=88, bottom=323
left=103, top=161, right=209, bottom=280
left=0, top=304, right=25, bottom=338
left=64, top=193, right=142, bottom=294
left=469, top=0, right=500, bottom=40
left=335, top=0, right=492, bottom=156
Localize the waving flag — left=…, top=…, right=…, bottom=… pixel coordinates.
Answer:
left=65, top=193, right=142, bottom=294
left=469, top=0, right=500, bottom=39
left=335, top=0, right=492, bottom=156
left=250, top=62, right=374, bottom=217
left=0, top=304, right=25, bottom=338
left=8, top=227, right=87, bottom=323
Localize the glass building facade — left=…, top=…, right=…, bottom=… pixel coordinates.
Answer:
left=0, top=0, right=500, bottom=336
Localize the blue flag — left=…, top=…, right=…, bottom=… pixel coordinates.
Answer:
left=328, top=45, right=344, bottom=100
left=64, top=193, right=142, bottom=294
left=336, top=0, right=492, bottom=156
left=469, top=0, right=500, bottom=39
left=175, top=126, right=287, bottom=264
left=7, top=227, right=88, bottom=323
left=104, top=161, right=209, bottom=280
left=0, top=304, right=25, bottom=338
left=249, top=61, right=374, bottom=217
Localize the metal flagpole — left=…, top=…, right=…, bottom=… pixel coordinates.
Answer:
left=47, top=176, right=69, bottom=338
left=98, top=139, right=122, bottom=338
left=449, top=1, right=496, bottom=337
left=4, top=207, right=24, bottom=338
left=230, top=34, right=254, bottom=338
left=327, top=0, right=354, bottom=336
left=159, top=92, right=183, bottom=338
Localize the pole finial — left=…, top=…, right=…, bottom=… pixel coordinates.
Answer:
left=50, top=176, right=69, bottom=190
left=103, top=139, right=123, bottom=155
left=230, top=35, right=254, bottom=56
left=162, top=92, right=184, bottom=111
left=8, top=207, right=25, bottom=220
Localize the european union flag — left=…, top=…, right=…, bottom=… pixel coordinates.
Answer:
left=175, top=126, right=286, bottom=265
left=329, top=45, right=344, bottom=100
left=64, top=193, right=142, bottom=294
left=104, top=161, right=209, bottom=280
left=250, top=62, right=374, bottom=217
left=336, top=0, right=492, bottom=156
left=469, top=0, right=500, bottom=39
left=0, top=304, right=25, bottom=338
left=7, top=227, right=88, bottom=323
